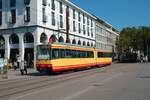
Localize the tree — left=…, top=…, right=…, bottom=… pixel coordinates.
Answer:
left=116, top=26, right=150, bottom=57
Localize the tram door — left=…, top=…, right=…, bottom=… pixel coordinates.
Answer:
left=24, top=48, right=34, bottom=68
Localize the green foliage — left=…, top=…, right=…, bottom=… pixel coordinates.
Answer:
left=116, top=27, right=150, bottom=54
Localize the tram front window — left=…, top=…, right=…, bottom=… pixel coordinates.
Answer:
left=37, top=45, right=51, bottom=60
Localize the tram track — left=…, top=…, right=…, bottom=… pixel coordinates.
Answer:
left=0, top=67, right=108, bottom=100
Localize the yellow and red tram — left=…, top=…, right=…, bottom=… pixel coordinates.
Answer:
left=36, top=43, right=112, bottom=72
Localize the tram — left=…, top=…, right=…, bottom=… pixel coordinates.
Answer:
left=36, top=43, right=112, bottom=72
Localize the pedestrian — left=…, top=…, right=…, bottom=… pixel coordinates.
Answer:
left=13, top=61, right=17, bottom=70
left=24, top=60, right=28, bottom=75
left=140, top=55, right=144, bottom=63
left=20, top=61, right=24, bottom=75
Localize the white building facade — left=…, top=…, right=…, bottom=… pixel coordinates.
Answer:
left=95, top=18, right=119, bottom=51
left=0, top=0, right=97, bottom=68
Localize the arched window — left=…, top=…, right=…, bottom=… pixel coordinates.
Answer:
left=78, top=40, right=81, bottom=45
left=58, top=36, right=64, bottom=42
left=91, top=42, right=93, bottom=47
left=72, top=39, right=76, bottom=44
left=49, top=34, right=57, bottom=43
left=87, top=42, right=90, bottom=46
left=24, top=32, right=34, bottom=43
left=40, top=33, right=47, bottom=43
left=83, top=41, right=86, bottom=46
left=66, top=38, right=70, bottom=43
left=9, top=34, right=19, bottom=44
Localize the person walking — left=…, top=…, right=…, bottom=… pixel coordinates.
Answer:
left=24, top=60, right=28, bottom=75
left=20, top=61, right=24, bottom=75
left=13, top=61, right=17, bottom=70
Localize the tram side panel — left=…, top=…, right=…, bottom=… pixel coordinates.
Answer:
left=95, top=51, right=112, bottom=67
left=51, top=58, right=97, bottom=71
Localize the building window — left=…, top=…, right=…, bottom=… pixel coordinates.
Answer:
left=42, top=8, right=47, bottom=22
left=83, top=25, right=86, bottom=35
left=51, top=0, right=55, bottom=10
left=73, top=9, right=75, bottom=19
left=24, top=0, right=30, bottom=5
left=10, top=0, right=16, bottom=7
left=91, top=19, right=93, bottom=27
left=78, top=23, right=81, bottom=33
left=42, top=0, right=47, bottom=6
left=0, top=0, right=2, bottom=9
left=0, top=11, right=2, bottom=25
left=24, top=7, right=30, bottom=22
left=59, top=2, right=63, bottom=14
left=91, top=28, right=93, bottom=37
left=83, top=14, right=85, bottom=24
left=78, top=12, right=81, bottom=22
left=60, top=15, right=63, bottom=28
left=73, top=21, right=76, bottom=32
left=87, top=27, right=89, bottom=36
left=51, top=12, right=55, bottom=26
left=10, top=9, right=16, bottom=24
left=87, top=17, right=89, bottom=25
left=66, top=6, right=69, bottom=17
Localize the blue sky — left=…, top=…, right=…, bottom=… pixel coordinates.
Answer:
left=71, top=0, right=150, bottom=31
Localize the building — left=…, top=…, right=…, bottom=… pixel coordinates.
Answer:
left=95, top=18, right=119, bottom=53
left=0, top=0, right=118, bottom=68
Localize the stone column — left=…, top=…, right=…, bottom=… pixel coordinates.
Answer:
left=33, top=41, right=37, bottom=69
left=4, top=35, right=10, bottom=60
left=19, top=34, right=25, bottom=69
left=33, top=30, right=39, bottom=69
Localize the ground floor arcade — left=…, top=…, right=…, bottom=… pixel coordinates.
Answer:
left=0, top=26, right=95, bottom=69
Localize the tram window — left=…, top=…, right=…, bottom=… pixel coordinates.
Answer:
left=104, top=53, right=112, bottom=57
left=82, top=51, right=86, bottom=58
left=51, top=48, right=94, bottom=59
left=79, top=51, right=83, bottom=58
left=77, top=51, right=82, bottom=58
left=98, top=52, right=103, bottom=57
left=52, top=49, right=59, bottom=59
left=59, top=49, right=65, bottom=58
left=71, top=50, right=76, bottom=58
left=65, top=49, right=72, bottom=58
left=86, top=51, right=93, bottom=58
left=98, top=52, right=112, bottom=58
left=89, top=52, right=94, bottom=58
